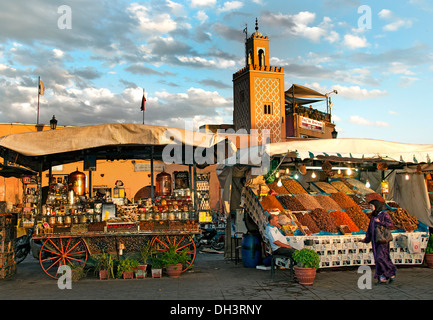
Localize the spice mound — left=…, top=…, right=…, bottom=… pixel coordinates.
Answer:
left=330, top=210, right=359, bottom=233
left=330, top=192, right=358, bottom=210
left=309, top=208, right=339, bottom=233
left=260, top=195, right=285, bottom=213
left=293, top=212, right=320, bottom=234
left=314, top=195, right=342, bottom=211
left=345, top=206, right=369, bottom=231
left=267, top=182, right=289, bottom=195
left=330, top=180, right=355, bottom=194
left=278, top=195, right=306, bottom=211
left=294, top=193, right=323, bottom=211
left=282, top=179, right=307, bottom=194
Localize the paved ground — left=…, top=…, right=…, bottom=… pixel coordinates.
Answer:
left=2, top=250, right=433, bottom=302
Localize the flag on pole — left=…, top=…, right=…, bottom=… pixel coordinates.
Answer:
left=39, top=79, right=45, bottom=95
left=140, top=89, right=146, bottom=111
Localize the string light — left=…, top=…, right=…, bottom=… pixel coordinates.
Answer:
left=405, top=173, right=410, bottom=181
left=285, top=168, right=290, bottom=174
left=347, top=167, right=352, bottom=175
left=311, top=171, right=316, bottom=178
left=366, top=180, right=371, bottom=188
left=277, top=179, right=283, bottom=187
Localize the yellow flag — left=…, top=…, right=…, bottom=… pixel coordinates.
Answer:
left=39, top=80, right=45, bottom=95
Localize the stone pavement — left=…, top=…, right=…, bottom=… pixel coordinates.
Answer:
left=1, top=251, right=433, bottom=302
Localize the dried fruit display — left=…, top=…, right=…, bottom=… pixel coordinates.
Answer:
left=330, top=210, right=359, bottom=233
left=350, top=194, right=370, bottom=210
left=267, top=181, right=289, bottom=195
left=330, top=180, right=355, bottom=194
left=346, top=178, right=375, bottom=194
left=278, top=195, right=306, bottom=211
left=309, top=208, right=339, bottom=233
left=312, top=182, right=339, bottom=193
left=294, top=193, right=323, bottom=211
left=293, top=212, right=320, bottom=234
left=386, top=201, right=400, bottom=208
left=365, top=193, right=385, bottom=203
left=345, top=206, right=369, bottom=231
left=388, top=208, right=418, bottom=232
left=314, top=195, right=342, bottom=211
left=282, top=179, right=307, bottom=194
left=260, top=195, right=286, bottom=213
left=330, top=192, right=358, bottom=210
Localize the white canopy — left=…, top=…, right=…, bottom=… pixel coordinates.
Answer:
left=234, top=138, right=433, bottom=166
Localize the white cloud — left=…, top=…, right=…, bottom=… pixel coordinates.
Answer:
left=190, top=0, right=216, bottom=8
left=332, top=85, right=387, bottom=100
left=128, top=3, right=177, bottom=35
left=398, top=76, right=419, bottom=87
left=388, top=62, right=415, bottom=75
left=217, top=1, right=243, bottom=13
left=349, top=115, right=390, bottom=127
left=343, top=34, right=368, bottom=49
left=378, top=9, right=413, bottom=32
left=196, top=10, right=208, bottom=23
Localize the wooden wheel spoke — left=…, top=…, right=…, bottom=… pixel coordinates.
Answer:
left=43, top=256, right=62, bottom=272
left=65, top=240, right=82, bottom=255
left=48, top=238, right=62, bottom=254
left=41, top=247, right=62, bottom=256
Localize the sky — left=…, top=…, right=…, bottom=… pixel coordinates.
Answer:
left=0, top=0, right=432, bottom=144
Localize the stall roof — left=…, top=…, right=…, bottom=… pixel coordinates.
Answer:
left=0, top=123, right=234, bottom=171
left=232, top=138, right=433, bottom=167
left=285, top=84, right=326, bottom=99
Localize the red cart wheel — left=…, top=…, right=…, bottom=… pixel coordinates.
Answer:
left=150, top=234, right=196, bottom=272
left=39, top=237, right=88, bottom=279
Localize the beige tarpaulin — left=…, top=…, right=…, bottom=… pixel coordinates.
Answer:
left=235, top=138, right=433, bottom=166
left=285, top=84, right=326, bottom=98
left=0, top=123, right=226, bottom=157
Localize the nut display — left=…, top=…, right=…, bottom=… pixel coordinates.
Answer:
left=314, top=195, right=342, bottom=211
left=330, top=192, right=358, bottom=210
left=277, top=195, right=306, bottom=211
left=388, top=208, right=418, bottom=232
left=282, top=179, right=307, bottom=194
left=293, top=212, right=320, bottom=234
left=260, top=195, right=286, bottom=212
left=294, top=193, right=322, bottom=211
left=309, top=208, right=339, bottom=233
left=345, top=206, right=369, bottom=231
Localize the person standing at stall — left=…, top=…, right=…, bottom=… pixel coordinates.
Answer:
left=361, top=199, right=396, bottom=284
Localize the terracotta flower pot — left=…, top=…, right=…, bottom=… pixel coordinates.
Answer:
left=122, top=271, right=134, bottom=279
left=165, top=263, right=182, bottom=278
left=425, top=253, right=433, bottom=268
left=152, top=268, right=162, bottom=278
left=294, top=266, right=316, bottom=285
left=99, top=270, right=109, bottom=280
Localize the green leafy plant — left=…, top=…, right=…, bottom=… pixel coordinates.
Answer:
left=149, top=252, right=165, bottom=269
left=116, top=257, right=139, bottom=278
left=139, top=240, right=152, bottom=264
left=426, top=234, right=433, bottom=254
left=292, top=248, right=320, bottom=269
left=160, top=243, right=190, bottom=267
left=93, top=250, right=115, bottom=278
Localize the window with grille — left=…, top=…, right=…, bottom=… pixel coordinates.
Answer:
left=263, top=103, right=273, bottom=115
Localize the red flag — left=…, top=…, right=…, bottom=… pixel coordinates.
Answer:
left=140, top=89, right=146, bottom=111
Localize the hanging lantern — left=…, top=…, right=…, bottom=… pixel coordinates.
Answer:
left=377, top=162, right=388, bottom=171
left=322, top=161, right=332, bottom=172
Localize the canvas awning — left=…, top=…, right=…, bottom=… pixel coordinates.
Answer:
left=285, top=84, right=326, bottom=99
left=231, top=138, right=433, bottom=167
left=0, top=123, right=235, bottom=171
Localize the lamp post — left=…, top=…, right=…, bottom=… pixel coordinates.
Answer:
left=331, top=126, right=338, bottom=139
left=326, top=89, right=338, bottom=116
left=50, top=115, right=58, bottom=130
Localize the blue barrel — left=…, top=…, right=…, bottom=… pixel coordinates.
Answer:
left=241, top=234, right=261, bottom=268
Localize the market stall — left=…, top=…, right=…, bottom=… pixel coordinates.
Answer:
left=0, top=123, right=233, bottom=279
left=219, top=138, right=433, bottom=268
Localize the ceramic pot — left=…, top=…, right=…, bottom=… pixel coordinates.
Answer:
left=165, top=263, right=182, bottom=278
left=294, top=266, right=316, bottom=285
left=99, top=270, right=109, bottom=280
left=425, top=253, right=433, bottom=268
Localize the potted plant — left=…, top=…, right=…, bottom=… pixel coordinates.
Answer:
left=137, top=240, right=152, bottom=277
left=292, top=248, right=320, bottom=285
left=149, top=253, right=164, bottom=278
left=160, top=243, right=191, bottom=278
left=424, top=234, right=433, bottom=268
left=116, top=257, right=138, bottom=279
left=93, top=250, right=115, bottom=280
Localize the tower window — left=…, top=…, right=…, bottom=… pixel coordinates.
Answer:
left=263, top=103, right=272, bottom=115
left=258, top=49, right=265, bottom=67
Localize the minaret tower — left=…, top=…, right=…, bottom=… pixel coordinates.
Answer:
left=233, top=18, right=285, bottom=143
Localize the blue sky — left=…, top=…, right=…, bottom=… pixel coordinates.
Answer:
left=0, top=0, right=432, bottom=144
